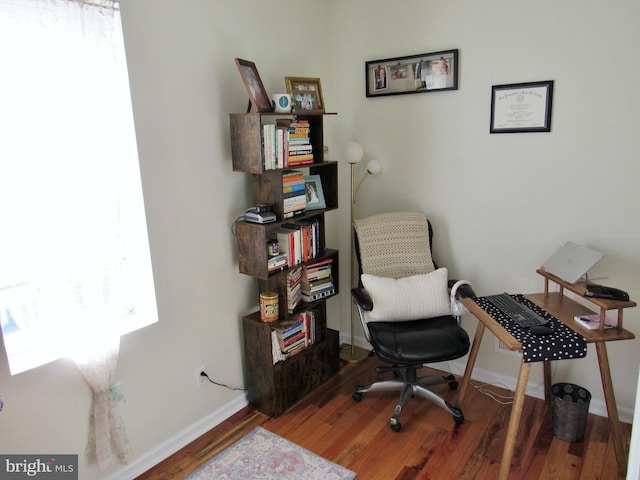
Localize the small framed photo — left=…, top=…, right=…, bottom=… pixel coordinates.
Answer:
left=490, top=80, right=554, bottom=133
left=365, top=49, right=458, bottom=97
left=235, top=58, right=272, bottom=113
left=285, top=77, right=325, bottom=113
left=304, top=175, right=325, bottom=210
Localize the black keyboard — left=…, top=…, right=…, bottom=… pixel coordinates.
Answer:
left=485, top=293, right=549, bottom=328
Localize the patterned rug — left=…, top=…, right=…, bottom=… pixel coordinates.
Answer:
left=184, top=426, right=356, bottom=479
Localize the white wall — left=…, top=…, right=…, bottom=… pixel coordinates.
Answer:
left=328, top=0, right=640, bottom=420
left=0, top=1, right=637, bottom=479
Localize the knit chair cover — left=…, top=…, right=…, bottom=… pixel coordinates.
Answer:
left=354, top=212, right=435, bottom=279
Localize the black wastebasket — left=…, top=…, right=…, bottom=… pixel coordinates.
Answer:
left=550, top=383, right=591, bottom=442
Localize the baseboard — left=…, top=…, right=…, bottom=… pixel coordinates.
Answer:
left=104, top=395, right=248, bottom=480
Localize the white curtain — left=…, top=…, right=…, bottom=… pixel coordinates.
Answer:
left=0, top=0, right=147, bottom=469
left=74, top=334, right=131, bottom=469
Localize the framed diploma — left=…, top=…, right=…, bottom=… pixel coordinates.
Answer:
left=490, top=80, right=553, bottom=133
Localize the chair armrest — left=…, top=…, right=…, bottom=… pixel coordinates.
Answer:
left=448, top=279, right=476, bottom=298
left=351, top=287, right=374, bottom=311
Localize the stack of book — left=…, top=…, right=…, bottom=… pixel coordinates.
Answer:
left=267, top=252, right=288, bottom=273
left=282, top=170, right=306, bottom=219
left=301, top=258, right=335, bottom=302
left=286, top=265, right=303, bottom=313
left=272, top=316, right=308, bottom=356
left=276, top=218, right=320, bottom=268
left=270, top=307, right=327, bottom=364
left=277, top=119, right=314, bottom=167
left=296, top=308, right=325, bottom=345
left=287, top=219, right=319, bottom=262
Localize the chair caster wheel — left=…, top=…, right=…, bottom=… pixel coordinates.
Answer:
left=391, top=422, right=401, bottom=432
left=449, top=380, right=459, bottom=390
left=454, top=414, right=464, bottom=425
left=352, top=391, right=362, bottom=401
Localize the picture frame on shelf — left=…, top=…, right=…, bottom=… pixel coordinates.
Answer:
left=235, top=58, right=273, bottom=113
left=285, top=76, right=325, bottom=113
left=304, top=175, right=326, bottom=210
left=490, top=80, right=554, bottom=133
left=365, top=49, right=459, bottom=97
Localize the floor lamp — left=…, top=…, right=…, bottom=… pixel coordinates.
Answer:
left=340, top=142, right=382, bottom=363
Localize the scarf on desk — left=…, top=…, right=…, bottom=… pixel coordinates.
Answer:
left=474, top=294, right=587, bottom=362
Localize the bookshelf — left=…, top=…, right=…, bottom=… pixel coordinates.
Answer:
left=230, top=111, right=340, bottom=417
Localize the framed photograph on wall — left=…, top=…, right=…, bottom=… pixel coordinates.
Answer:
left=235, top=58, right=272, bottom=113
left=490, top=80, right=554, bottom=133
left=304, top=175, right=326, bottom=210
left=365, top=49, right=459, bottom=97
left=285, top=77, right=325, bottom=113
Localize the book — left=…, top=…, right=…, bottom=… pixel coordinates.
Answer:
left=276, top=118, right=310, bottom=128
left=574, top=314, right=617, bottom=330
left=302, top=287, right=335, bottom=303
left=267, top=253, right=288, bottom=272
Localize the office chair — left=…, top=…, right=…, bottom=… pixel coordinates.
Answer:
left=351, top=211, right=474, bottom=431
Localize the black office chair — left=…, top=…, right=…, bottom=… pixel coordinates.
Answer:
left=351, top=211, right=474, bottom=431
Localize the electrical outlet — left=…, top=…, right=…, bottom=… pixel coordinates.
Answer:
left=195, top=364, right=207, bottom=388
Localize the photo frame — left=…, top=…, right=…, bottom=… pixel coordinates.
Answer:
left=490, top=80, right=554, bottom=133
left=235, top=58, right=272, bottom=113
left=365, top=49, right=458, bottom=97
left=304, top=175, right=325, bottom=210
left=285, top=77, right=325, bottom=113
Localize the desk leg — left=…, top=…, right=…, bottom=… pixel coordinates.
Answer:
left=543, top=360, right=552, bottom=403
left=499, top=361, right=531, bottom=480
left=595, top=342, right=627, bottom=477
left=455, top=321, right=485, bottom=409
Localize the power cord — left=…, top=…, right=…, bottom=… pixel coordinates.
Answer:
left=231, top=215, right=244, bottom=237
left=200, top=371, right=246, bottom=391
left=443, top=361, right=516, bottom=405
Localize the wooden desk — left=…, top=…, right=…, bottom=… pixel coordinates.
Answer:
left=455, top=288, right=635, bottom=479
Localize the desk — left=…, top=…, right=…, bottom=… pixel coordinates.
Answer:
left=455, top=281, right=636, bottom=479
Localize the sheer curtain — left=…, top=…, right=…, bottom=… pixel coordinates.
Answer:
left=0, top=0, right=156, bottom=469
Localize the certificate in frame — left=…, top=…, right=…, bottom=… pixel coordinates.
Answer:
left=490, top=80, right=554, bottom=134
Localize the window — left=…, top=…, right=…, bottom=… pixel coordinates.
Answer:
left=0, top=0, right=157, bottom=375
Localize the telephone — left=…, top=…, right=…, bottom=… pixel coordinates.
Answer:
left=243, top=205, right=276, bottom=224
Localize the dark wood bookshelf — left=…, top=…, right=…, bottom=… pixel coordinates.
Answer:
left=230, top=111, right=340, bottom=416
left=242, top=312, right=340, bottom=417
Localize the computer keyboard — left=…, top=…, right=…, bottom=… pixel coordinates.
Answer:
left=485, top=293, right=549, bottom=328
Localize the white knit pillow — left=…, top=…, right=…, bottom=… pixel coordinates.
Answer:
left=361, top=268, right=450, bottom=322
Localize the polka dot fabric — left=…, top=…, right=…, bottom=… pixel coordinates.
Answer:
left=474, top=294, right=587, bottom=363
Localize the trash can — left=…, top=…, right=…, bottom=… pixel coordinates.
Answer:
left=550, top=383, right=591, bottom=442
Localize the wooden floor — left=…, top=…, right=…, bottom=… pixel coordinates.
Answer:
left=136, top=356, right=631, bottom=479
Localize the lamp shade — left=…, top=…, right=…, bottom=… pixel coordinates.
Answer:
left=343, top=142, right=364, bottom=164
left=366, top=159, right=382, bottom=175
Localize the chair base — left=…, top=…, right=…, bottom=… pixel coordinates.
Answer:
left=352, top=368, right=464, bottom=431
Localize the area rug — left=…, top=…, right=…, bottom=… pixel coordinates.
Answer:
left=184, top=426, right=356, bottom=479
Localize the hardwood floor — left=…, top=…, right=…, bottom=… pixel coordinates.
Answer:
left=136, top=356, right=631, bottom=479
